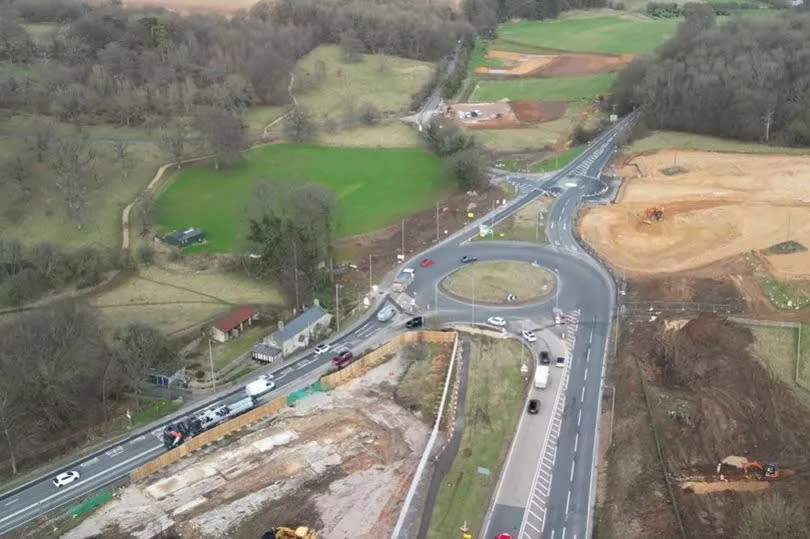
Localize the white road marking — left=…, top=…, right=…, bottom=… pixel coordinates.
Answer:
left=586, top=347, right=590, bottom=363
left=105, top=446, right=123, bottom=458
left=583, top=368, right=588, bottom=382
left=570, top=461, right=576, bottom=481
left=0, top=445, right=163, bottom=525
left=129, top=436, right=146, bottom=444
left=80, top=457, right=99, bottom=468
left=4, top=499, right=17, bottom=506
left=562, top=526, right=567, bottom=539
left=574, top=433, right=579, bottom=453
left=580, top=386, right=585, bottom=401
left=551, top=529, right=555, bottom=539
left=565, top=490, right=572, bottom=515
left=526, top=519, right=542, bottom=533
left=577, top=409, right=582, bottom=427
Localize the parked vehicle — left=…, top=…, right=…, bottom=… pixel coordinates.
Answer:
left=405, top=316, right=424, bottom=329
left=487, top=316, right=506, bottom=327
left=555, top=356, right=566, bottom=368
left=527, top=399, right=540, bottom=414
left=376, top=304, right=396, bottom=322
left=522, top=330, right=536, bottom=342
left=539, top=351, right=550, bottom=365
left=245, top=375, right=276, bottom=398
left=53, top=471, right=80, bottom=488
left=314, top=343, right=331, bottom=355
left=332, top=350, right=354, bottom=368
left=534, top=365, right=550, bottom=389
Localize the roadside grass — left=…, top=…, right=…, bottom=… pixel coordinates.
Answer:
left=132, top=399, right=182, bottom=426
left=318, top=122, right=422, bottom=147
left=470, top=38, right=505, bottom=73
left=486, top=197, right=553, bottom=244
left=292, top=45, right=434, bottom=119
left=495, top=16, right=679, bottom=55
left=395, top=343, right=453, bottom=424
left=427, top=336, right=526, bottom=538
left=531, top=145, right=586, bottom=172
left=157, top=143, right=449, bottom=252
left=626, top=130, right=810, bottom=155
left=472, top=73, right=617, bottom=102
left=441, top=260, right=555, bottom=303
left=474, top=102, right=584, bottom=152
left=800, top=324, right=810, bottom=386
left=749, top=325, right=810, bottom=410
left=756, top=273, right=810, bottom=311
left=210, top=327, right=266, bottom=371
left=0, top=114, right=164, bottom=249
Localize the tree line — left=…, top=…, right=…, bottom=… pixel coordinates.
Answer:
left=462, top=0, right=607, bottom=34
left=0, top=301, right=177, bottom=475
left=612, top=11, right=810, bottom=146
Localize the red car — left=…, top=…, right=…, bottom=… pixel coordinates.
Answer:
left=332, top=350, right=354, bottom=368
left=420, top=258, right=434, bottom=268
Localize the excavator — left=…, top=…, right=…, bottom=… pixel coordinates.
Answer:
left=742, top=460, right=781, bottom=480
left=641, top=206, right=664, bottom=224
left=263, top=527, right=319, bottom=539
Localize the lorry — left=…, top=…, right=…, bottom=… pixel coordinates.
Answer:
left=534, top=365, right=550, bottom=389
left=392, top=268, right=415, bottom=292
left=245, top=375, right=276, bottom=399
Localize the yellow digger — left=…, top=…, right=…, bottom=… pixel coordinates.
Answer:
left=264, top=527, right=319, bottom=539
left=641, top=206, right=664, bottom=224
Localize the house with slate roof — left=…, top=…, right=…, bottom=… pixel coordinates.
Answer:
left=252, top=302, right=332, bottom=361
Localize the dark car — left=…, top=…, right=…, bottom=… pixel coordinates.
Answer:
left=539, top=351, right=550, bottom=365
left=405, top=316, right=424, bottom=329
left=556, top=356, right=566, bottom=368
left=528, top=399, right=540, bottom=414
left=332, top=350, right=354, bottom=368
left=460, top=255, right=478, bottom=263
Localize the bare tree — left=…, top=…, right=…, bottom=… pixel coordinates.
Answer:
left=27, top=118, right=53, bottom=163
left=112, top=324, right=177, bottom=407
left=158, top=122, right=189, bottom=169
left=192, top=106, right=244, bottom=170
left=282, top=107, right=318, bottom=143
left=112, top=139, right=132, bottom=177
left=339, top=29, right=365, bottom=63
left=50, top=135, right=97, bottom=228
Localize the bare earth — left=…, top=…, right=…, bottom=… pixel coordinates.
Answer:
left=445, top=100, right=565, bottom=129
left=67, top=355, right=429, bottom=538
left=579, top=150, right=810, bottom=278
left=476, top=49, right=635, bottom=78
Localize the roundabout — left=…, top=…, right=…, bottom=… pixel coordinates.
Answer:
left=439, top=260, right=556, bottom=305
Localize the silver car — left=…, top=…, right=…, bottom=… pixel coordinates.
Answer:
left=53, top=470, right=80, bottom=488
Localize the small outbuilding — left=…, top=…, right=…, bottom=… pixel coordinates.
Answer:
left=164, top=227, right=206, bottom=247
left=211, top=305, right=258, bottom=343
left=251, top=342, right=282, bottom=363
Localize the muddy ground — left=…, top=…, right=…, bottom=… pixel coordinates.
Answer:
left=67, top=354, right=432, bottom=538
left=600, top=315, right=810, bottom=538
left=476, top=50, right=635, bottom=78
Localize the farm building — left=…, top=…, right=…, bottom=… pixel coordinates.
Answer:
left=251, top=342, right=282, bottom=363
left=163, top=227, right=205, bottom=247
left=211, top=305, right=258, bottom=343
left=262, top=303, right=332, bottom=358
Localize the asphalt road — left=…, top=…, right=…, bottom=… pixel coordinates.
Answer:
left=0, top=115, right=632, bottom=535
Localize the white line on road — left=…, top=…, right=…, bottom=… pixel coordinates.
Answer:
left=570, top=461, right=576, bottom=481
left=4, top=499, right=17, bottom=506
left=0, top=445, right=163, bottom=525
left=565, top=490, right=572, bottom=515
left=105, top=446, right=123, bottom=458
left=574, top=433, right=579, bottom=453
left=129, top=436, right=146, bottom=444
left=551, top=529, right=555, bottom=539
left=577, top=409, right=582, bottom=427
left=586, top=347, right=590, bottom=363
left=583, top=368, right=588, bottom=382
left=562, top=526, right=567, bottom=539
left=580, top=386, right=585, bottom=401
left=80, top=457, right=99, bottom=468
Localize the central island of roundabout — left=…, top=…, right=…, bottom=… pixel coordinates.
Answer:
left=439, top=259, right=556, bottom=305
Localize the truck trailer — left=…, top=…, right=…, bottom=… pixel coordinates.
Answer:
left=534, top=365, right=550, bottom=389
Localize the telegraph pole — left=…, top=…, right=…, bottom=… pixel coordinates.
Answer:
left=208, top=338, right=216, bottom=392
left=292, top=239, right=300, bottom=309
left=368, top=253, right=373, bottom=296
left=335, top=283, right=340, bottom=332
left=401, top=219, right=405, bottom=258
left=471, top=274, right=475, bottom=325
left=436, top=202, right=440, bottom=242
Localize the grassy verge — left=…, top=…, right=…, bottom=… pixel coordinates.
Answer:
left=757, top=273, right=810, bottom=310
left=626, top=130, right=810, bottom=155
left=132, top=398, right=183, bottom=426
left=427, top=336, right=526, bottom=537
left=482, top=197, right=553, bottom=243
left=318, top=123, right=422, bottom=147
left=472, top=73, right=617, bottom=102
left=800, top=325, right=810, bottom=387
left=157, top=143, right=449, bottom=252
left=210, top=327, right=267, bottom=371
left=495, top=16, right=679, bottom=55
left=531, top=145, right=586, bottom=172
left=395, top=343, right=453, bottom=424
left=441, top=260, right=555, bottom=303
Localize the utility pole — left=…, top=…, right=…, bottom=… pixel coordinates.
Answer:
left=208, top=338, right=216, bottom=392
left=471, top=274, right=475, bottom=325
left=436, top=202, right=440, bottom=242
left=435, top=285, right=438, bottom=313
left=401, top=218, right=405, bottom=259
left=291, top=239, right=300, bottom=310
left=335, top=283, right=340, bottom=332
left=554, top=268, right=560, bottom=312
left=368, top=253, right=373, bottom=296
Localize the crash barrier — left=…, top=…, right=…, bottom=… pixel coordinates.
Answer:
left=130, top=394, right=287, bottom=481
left=130, top=331, right=456, bottom=482
left=320, top=330, right=457, bottom=390
left=67, top=488, right=113, bottom=519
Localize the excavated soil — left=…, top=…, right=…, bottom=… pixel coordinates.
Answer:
left=444, top=100, right=565, bottom=129
left=476, top=49, right=635, bottom=78
left=580, top=150, right=810, bottom=278
left=510, top=100, right=566, bottom=123
left=603, top=315, right=810, bottom=538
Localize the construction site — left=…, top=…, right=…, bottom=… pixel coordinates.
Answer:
left=475, top=50, right=635, bottom=78
left=444, top=100, right=566, bottom=129
left=64, top=347, right=447, bottom=539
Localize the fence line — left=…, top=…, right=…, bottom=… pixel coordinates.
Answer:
left=130, top=330, right=457, bottom=482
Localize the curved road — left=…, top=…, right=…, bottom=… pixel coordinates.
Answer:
left=0, top=115, right=631, bottom=536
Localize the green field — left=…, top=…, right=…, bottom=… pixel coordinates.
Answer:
left=532, top=144, right=586, bottom=172
left=157, top=144, right=449, bottom=252
left=626, top=130, right=810, bottom=155
left=495, top=16, right=679, bottom=55
left=427, top=337, right=526, bottom=537
left=475, top=102, right=584, bottom=152
left=472, top=73, right=616, bottom=102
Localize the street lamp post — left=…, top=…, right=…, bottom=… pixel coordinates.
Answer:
left=335, top=283, right=340, bottom=332
left=471, top=274, right=475, bottom=325
left=208, top=338, right=216, bottom=392
left=554, top=268, right=560, bottom=312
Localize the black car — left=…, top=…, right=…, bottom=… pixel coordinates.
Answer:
left=460, top=255, right=478, bottom=263
left=539, top=351, right=550, bottom=365
left=528, top=399, right=540, bottom=414
left=556, top=356, right=566, bottom=368
left=405, top=316, right=424, bottom=329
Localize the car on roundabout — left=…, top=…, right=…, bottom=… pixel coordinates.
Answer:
left=539, top=351, right=551, bottom=365
left=313, top=343, right=331, bottom=355
left=522, top=330, right=536, bottom=343
left=527, top=399, right=540, bottom=414
left=460, top=255, right=478, bottom=263
left=487, top=316, right=506, bottom=327
left=53, top=470, right=80, bottom=488
left=556, top=356, right=566, bottom=368
left=419, top=258, right=434, bottom=268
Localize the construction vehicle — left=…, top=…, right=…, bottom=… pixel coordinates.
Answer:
left=641, top=206, right=664, bottom=224
left=742, top=460, right=781, bottom=479
left=262, top=527, right=319, bottom=539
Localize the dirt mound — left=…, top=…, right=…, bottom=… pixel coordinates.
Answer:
left=476, top=49, right=635, bottom=78
left=580, top=150, right=810, bottom=278
left=510, top=100, right=566, bottom=123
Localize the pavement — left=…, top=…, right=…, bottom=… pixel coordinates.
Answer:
left=0, top=114, right=634, bottom=536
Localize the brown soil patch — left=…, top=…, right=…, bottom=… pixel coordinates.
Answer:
left=443, top=100, right=564, bottom=129
left=510, top=100, right=566, bottom=123
left=601, top=315, right=810, bottom=538
left=476, top=49, right=634, bottom=78
left=580, top=150, right=810, bottom=278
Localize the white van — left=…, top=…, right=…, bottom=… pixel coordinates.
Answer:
left=534, top=365, right=550, bottom=389
left=377, top=304, right=396, bottom=322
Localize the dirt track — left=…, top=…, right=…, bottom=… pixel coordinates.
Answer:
left=476, top=49, right=634, bottom=78
left=580, top=151, right=810, bottom=279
